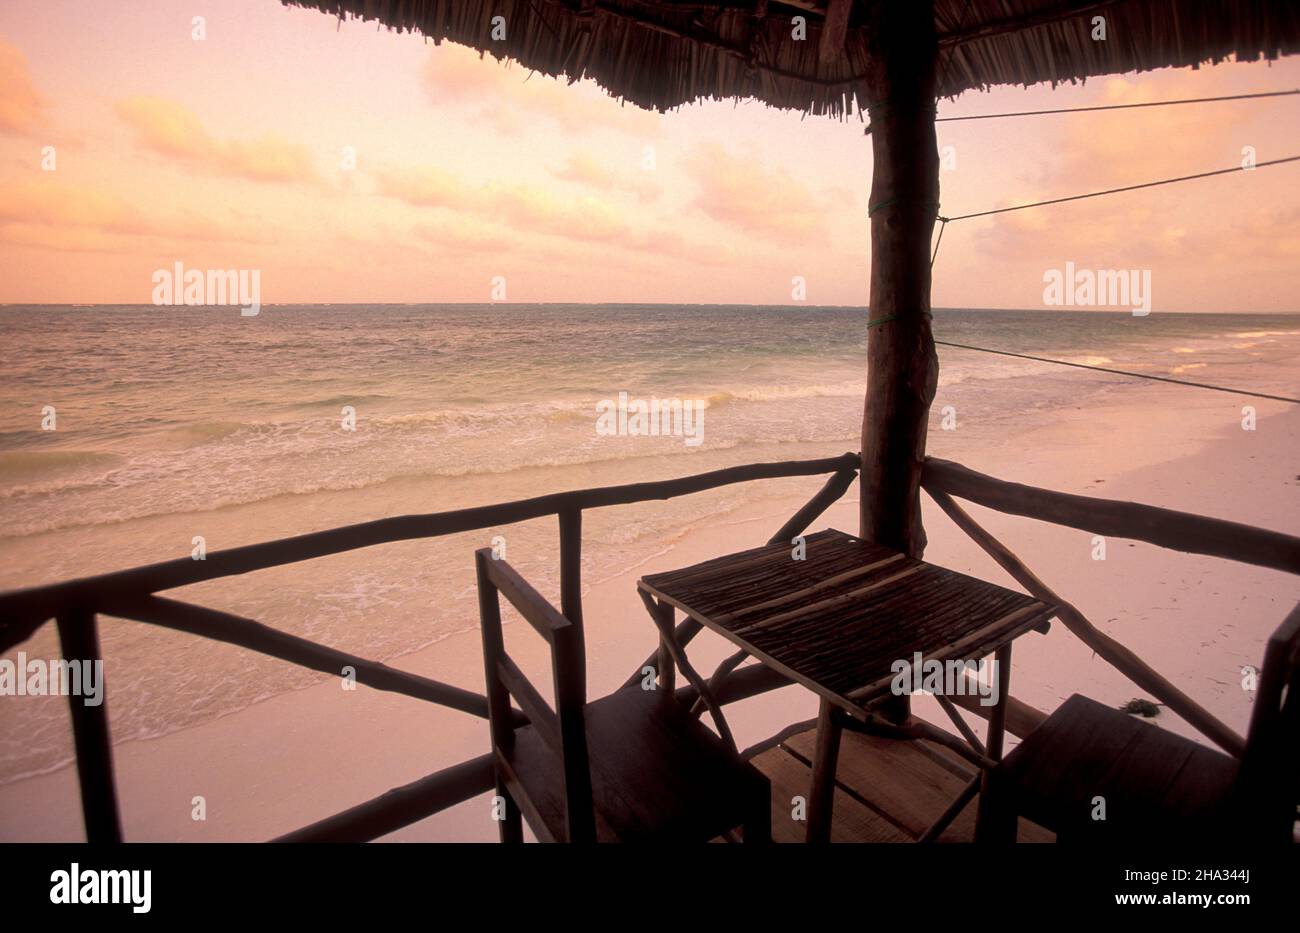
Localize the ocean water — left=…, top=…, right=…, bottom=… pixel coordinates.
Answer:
left=0, top=304, right=1297, bottom=782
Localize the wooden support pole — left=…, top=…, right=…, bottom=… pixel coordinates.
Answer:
left=985, top=643, right=1013, bottom=760
left=976, top=644, right=1019, bottom=848
left=558, top=507, right=584, bottom=628
left=859, top=0, right=940, bottom=558
left=56, top=611, right=122, bottom=843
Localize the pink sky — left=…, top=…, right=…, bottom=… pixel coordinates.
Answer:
left=1, top=0, right=1297, bottom=311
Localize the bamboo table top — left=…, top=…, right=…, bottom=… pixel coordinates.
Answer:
left=638, top=529, right=1056, bottom=717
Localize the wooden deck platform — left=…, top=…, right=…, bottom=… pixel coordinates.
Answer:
left=750, top=723, right=1055, bottom=843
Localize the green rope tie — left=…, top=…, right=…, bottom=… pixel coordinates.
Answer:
left=863, top=99, right=938, bottom=135
left=868, top=197, right=941, bottom=217
left=867, top=195, right=901, bottom=216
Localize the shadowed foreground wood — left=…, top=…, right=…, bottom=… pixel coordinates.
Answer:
left=478, top=550, right=770, bottom=843
left=751, top=722, right=1053, bottom=843
left=980, top=605, right=1300, bottom=843
left=923, top=486, right=1246, bottom=756
left=8, top=448, right=1289, bottom=843
left=978, top=695, right=1239, bottom=843
left=57, top=611, right=122, bottom=845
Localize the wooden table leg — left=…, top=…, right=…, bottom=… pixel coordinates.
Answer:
left=640, top=590, right=738, bottom=753
left=806, top=698, right=843, bottom=843
left=985, top=642, right=1013, bottom=761
left=976, top=642, right=1017, bottom=842
left=653, top=599, right=676, bottom=694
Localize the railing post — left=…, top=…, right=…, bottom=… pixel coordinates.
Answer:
left=558, top=507, right=583, bottom=629
left=56, top=610, right=122, bottom=843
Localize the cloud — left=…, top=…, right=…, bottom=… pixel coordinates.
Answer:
left=685, top=143, right=830, bottom=242
left=115, top=96, right=317, bottom=183
left=972, top=175, right=1300, bottom=269
left=548, top=152, right=662, bottom=203
left=0, top=40, right=46, bottom=135
left=1038, top=76, right=1256, bottom=190
left=963, top=190, right=1300, bottom=314
left=375, top=163, right=616, bottom=240
left=954, top=69, right=1300, bottom=284
left=373, top=165, right=465, bottom=209
left=422, top=46, right=660, bottom=137
left=411, top=216, right=513, bottom=254
left=0, top=181, right=268, bottom=251
left=375, top=163, right=712, bottom=263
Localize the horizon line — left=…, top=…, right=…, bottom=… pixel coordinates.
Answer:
left=1, top=303, right=1296, bottom=315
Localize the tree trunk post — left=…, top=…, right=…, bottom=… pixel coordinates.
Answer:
left=859, top=0, right=940, bottom=558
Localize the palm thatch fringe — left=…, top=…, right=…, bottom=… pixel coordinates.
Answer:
left=280, top=0, right=1300, bottom=117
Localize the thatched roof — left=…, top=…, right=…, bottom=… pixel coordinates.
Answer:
left=282, top=1, right=1299, bottom=117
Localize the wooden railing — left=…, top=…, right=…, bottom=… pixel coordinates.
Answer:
left=3, top=449, right=1296, bottom=842
left=921, top=457, right=1300, bottom=758
left=0, top=452, right=860, bottom=843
